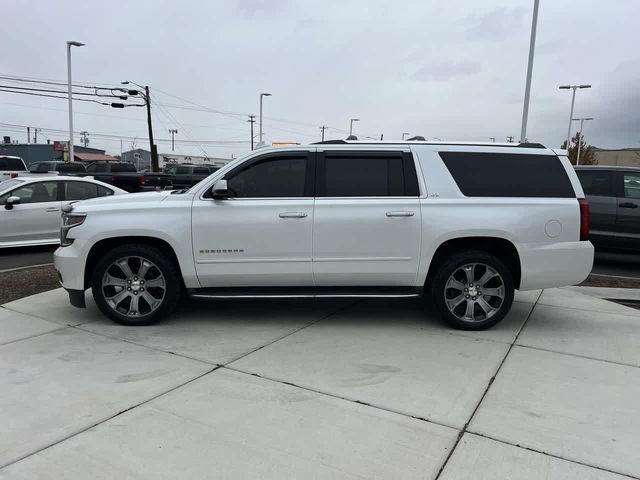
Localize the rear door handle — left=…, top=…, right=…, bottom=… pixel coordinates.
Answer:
left=45, top=207, right=60, bottom=212
left=619, top=202, right=638, bottom=209
left=279, top=212, right=307, bottom=218
left=386, top=211, right=415, bottom=217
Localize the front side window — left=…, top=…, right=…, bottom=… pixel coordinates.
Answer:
left=624, top=172, right=640, bottom=199
left=576, top=170, right=614, bottom=197
left=226, top=156, right=308, bottom=198
left=10, top=181, right=59, bottom=204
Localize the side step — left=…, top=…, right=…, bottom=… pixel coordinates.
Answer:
left=188, top=286, right=422, bottom=300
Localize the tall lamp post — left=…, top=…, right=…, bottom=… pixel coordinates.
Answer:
left=66, top=40, right=84, bottom=162
left=572, top=117, right=594, bottom=165
left=258, top=92, right=271, bottom=148
left=559, top=84, right=591, bottom=150
left=169, top=129, right=178, bottom=151
left=519, top=0, right=540, bottom=143
left=349, top=118, right=360, bottom=137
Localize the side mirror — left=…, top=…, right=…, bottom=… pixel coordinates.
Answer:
left=211, top=179, right=229, bottom=199
left=4, top=196, right=21, bottom=210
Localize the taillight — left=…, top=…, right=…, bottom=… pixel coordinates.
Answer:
left=140, top=175, right=146, bottom=185
left=579, top=198, right=590, bottom=241
left=10, top=172, right=18, bottom=178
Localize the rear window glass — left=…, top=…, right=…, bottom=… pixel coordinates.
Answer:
left=58, top=162, right=86, bottom=172
left=0, top=157, right=26, bottom=170
left=440, top=152, right=575, bottom=198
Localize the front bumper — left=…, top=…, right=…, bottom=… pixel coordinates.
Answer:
left=54, top=240, right=90, bottom=292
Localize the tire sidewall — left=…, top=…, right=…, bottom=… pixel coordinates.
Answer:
left=91, top=244, right=181, bottom=326
left=431, top=251, right=514, bottom=330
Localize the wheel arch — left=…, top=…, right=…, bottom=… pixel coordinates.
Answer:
left=424, top=236, right=521, bottom=290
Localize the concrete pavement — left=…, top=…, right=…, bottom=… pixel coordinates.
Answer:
left=0, top=288, right=639, bottom=478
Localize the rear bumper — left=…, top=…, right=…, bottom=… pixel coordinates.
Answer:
left=519, top=241, right=594, bottom=290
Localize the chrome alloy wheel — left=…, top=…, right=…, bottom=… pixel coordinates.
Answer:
left=444, top=263, right=505, bottom=322
left=101, top=256, right=166, bottom=318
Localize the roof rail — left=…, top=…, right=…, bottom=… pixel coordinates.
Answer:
left=517, top=143, right=545, bottom=149
left=313, top=139, right=348, bottom=144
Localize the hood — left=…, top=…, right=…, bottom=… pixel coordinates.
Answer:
left=69, top=190, right=173, bottom=211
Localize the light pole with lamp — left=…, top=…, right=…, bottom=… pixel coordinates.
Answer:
left=258, top=92, right=271, bottom=148
left=519, top=0, right=540, bottom=143
left=169, top=129, right=178, bottom=151
left=560, top=84, right=591, bottom=150
left=572, top=117, right=594, bottom=165
left=66, top=40, right=84, bottom=162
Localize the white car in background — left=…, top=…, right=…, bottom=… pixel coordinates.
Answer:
left=0, top=176, right=127, bottom=248
left=0, top=155, right=28, bottom=181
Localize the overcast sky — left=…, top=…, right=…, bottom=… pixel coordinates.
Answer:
left=2, top=0, right=638, bottom=158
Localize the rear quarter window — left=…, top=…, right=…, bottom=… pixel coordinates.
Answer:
left=0, top=157, right=26, bottom=170
left=440, top=152, right=575, bottom=198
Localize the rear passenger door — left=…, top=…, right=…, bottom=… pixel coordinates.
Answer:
left=313, top=150, right=421, bottom=286
left=575, top=169, right=617, bottom=245
left=615, top=171, right=640, bottom=245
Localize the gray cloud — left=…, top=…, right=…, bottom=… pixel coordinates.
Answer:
left=413, top=61, right=482, bottom=82
left=463, top=7, right=527, bottom=41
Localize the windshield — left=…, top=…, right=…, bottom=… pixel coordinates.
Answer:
left=0, top=179, right=25, bottom=192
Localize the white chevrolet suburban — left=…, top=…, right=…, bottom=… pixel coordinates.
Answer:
left=54, top=141, right=594, bottom=330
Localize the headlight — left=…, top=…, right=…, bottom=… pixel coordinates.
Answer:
left=60, top=213, right=86, bottom=246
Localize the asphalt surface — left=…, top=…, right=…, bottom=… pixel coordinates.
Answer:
left=0, top=245, right=57, bottom=271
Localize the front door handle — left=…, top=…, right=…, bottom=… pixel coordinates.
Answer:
left=279, top=212, right=307, bottom=218
left=45, top=207, right=60, bottom=212
left=386, top=211, right=415, bottom=217
left=619, top=202, right=638, bottom=209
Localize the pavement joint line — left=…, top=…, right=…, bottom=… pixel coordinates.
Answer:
left=223, top=365, right=459, bottom=432
left=221, top=299, right=361, bottom=366
left=0, top=325, right=71, bottom=348
left=589, top=272, right=640, bottom=281
left=535, top=300, right=640, bottom=318
left=434, top=289, right=541, bottom=479
left=0, top=263, right=54, bottom=274
left=464, top=431, right=640, bottom=480
left=512, top=342, right=640, bottom=370
left=0, top=366, right=220, bottom=471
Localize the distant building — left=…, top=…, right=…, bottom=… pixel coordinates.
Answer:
left=0, top=141, right=110, bottom=167
left=593, top=148, right=640, bottom=168
left=121, top=149, right=233, bottom=171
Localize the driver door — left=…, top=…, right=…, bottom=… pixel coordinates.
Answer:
left=191, top=150, right=315, bottom=287
left=0, top=180, right=62, bottom=245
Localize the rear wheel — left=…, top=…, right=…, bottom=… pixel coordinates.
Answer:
left=431, top=251, right=514, bottom=330
left=91, top=244, right=181, bottom=326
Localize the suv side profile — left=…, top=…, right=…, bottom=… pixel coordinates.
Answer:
left=54, top=141, right=593, bottom=330
left=574, top=166, right=640, bottom=251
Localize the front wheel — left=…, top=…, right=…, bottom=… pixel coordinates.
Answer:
left=431, top=251, right=514, bottom=330
left=91, top=244, right=181, bottom=326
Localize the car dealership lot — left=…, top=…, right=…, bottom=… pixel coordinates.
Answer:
left=1, top=288, right=639, bottom=479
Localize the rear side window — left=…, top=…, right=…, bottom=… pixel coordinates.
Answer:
left=440, top=152, right=574, bottom=198
left=317, top=152, right=419, bottom=197
left=111, top=163, right=136, bottom=173
left=0, top=157, right=26, bottom=170
left=65, top=181, right=99, bottom=200
left=576, top=170, right=614, bottom=197
left=624, top=172, right=640, bottom=199
left=194, top=167, right=210, bottom=174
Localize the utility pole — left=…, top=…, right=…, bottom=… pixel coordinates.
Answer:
left=34, top=128, right=38, bottom=143
left=507, top=136, right=515, bottom=143
left=144, top=86, right=159, bottom=172
left=248, top=115, right=256, bottom=150
left=320, top=125, right=327, bottom=142
left=169, top=128, right=178, bottom=151
left=380, top=133, right=384, bottom=140
left=489, top=137, right=496, bottom=142
left=27, top=127, right=30, bottom=143
left=80, top=131, right=89, bottom=147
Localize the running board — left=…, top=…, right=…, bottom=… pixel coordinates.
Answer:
left=188, top=286, right=422, bottom=300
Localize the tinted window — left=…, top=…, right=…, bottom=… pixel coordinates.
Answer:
left=86, top=163, right=104, bottom=172
left=576, top=170, right=614, bottom=197
left=175, top=166, right=190, bottom=175
left=111, top=163, right=136, bottom=172
left=318, top=152, right=418, bottom=197
left=440, top=152, right=575, bottom=198
left=58, top=162, right=86, bottom=173
left=11, top=181, right=59, bottom=204
left=624, top=172, right=640, bottom=199
left=97, top=185, right=114, bottom=197
left=227, top=156, right=307, bottom=198
left=194, top=167, right=210, bottom=174
left=65, top=181, right=99, bottom=200
left=0, top=157, right=26, bottom=170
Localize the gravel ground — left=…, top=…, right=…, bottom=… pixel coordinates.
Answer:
left=1, top=266, right=640, bottom=306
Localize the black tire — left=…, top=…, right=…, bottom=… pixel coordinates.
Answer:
left=91, top=244, right=181, bottom=326
left=430, top=250, right=514, bottom=330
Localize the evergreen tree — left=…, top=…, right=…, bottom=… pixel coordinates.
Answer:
left=560, top=132, right=597, bottom=165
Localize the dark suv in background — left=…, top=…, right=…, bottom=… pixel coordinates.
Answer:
left=29, top=161, right=87, bottom=174
left=575, top=166, right=640, bottom=251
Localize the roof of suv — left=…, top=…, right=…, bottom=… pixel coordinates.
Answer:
left=574, top=165, right=640, bottom=171
left=314, top=140, right=546, bottom=149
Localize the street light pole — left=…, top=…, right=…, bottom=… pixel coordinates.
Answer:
left=560, top=84, right=591, bottom=150
left=66, top=40, right=84, bottom=162
left=349, top=118, right=360, bottom=136
left=169, top=129, right=178, bottom=151
left=572, top=117, right=594, bottom=165
left=258, top=92, right=271, bottom=147
left=519, top=0, right=540, bottom=143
